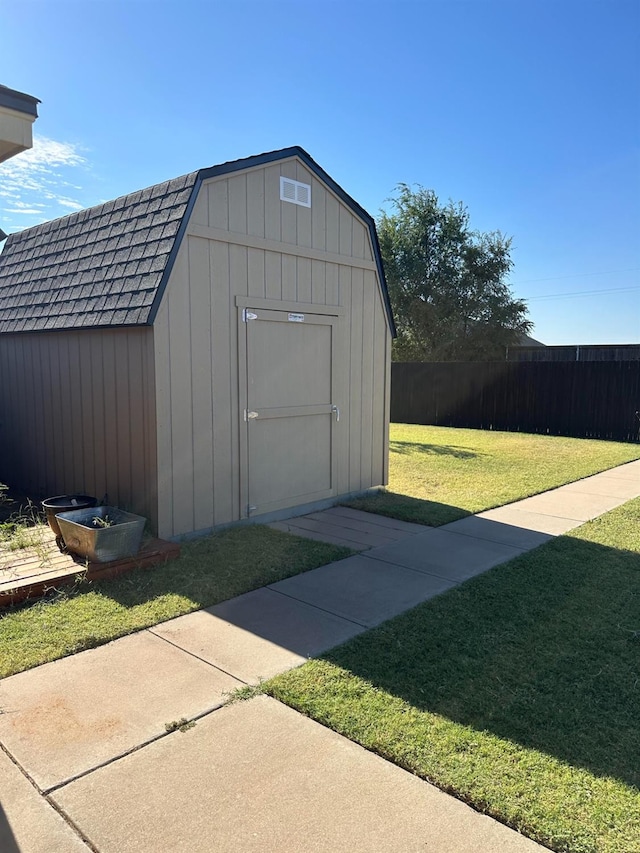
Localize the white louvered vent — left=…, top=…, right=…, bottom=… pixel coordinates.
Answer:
left=280, top=176, right=311, bottom=208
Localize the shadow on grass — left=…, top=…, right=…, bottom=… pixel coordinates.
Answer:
left=316, top=534, right=640, bottom=789
left=344, top=491, right=470, bottom=526
left=80, top=526, right=353, bottom=611
left=0, top=525, right=353, bottom=676
left=389, top=440, right=479, bottom=459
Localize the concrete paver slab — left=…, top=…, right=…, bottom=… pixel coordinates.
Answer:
left=305, top=509, right=422, bottom=541
left=508, top=490, right=623, bottom=521
left=478, top=506, right=581, bottom=535
left=305, top=507, right=424, bottom=542
left=271, top=505, right=429, bottom=550
left=367, top=528, right=526, bottom=582
left=269, top=520, right=366, bottom=549
left=556, top=475, right=640, bottom=499
left=269, top=506, right=436, bottom=551
left=444, top=515, right=553, bottom=550
left=269, top=555, right=455, bottom=627
left=324, top=505, right=428, bottom=534
left=0, top=749, right=87, bottom=853
left=0, top=631, right=241, bottom=792
left=151, top=587, right=364, bottom=683
left=276, top=514, right=398, bottom=547
left=52, top=696, right=544, bottom=853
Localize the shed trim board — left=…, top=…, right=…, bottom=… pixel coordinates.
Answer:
left=0, top=147, right=393, bottom=540
left=146, top=174, right=202, bottom=326
left=235, top=296, right=345, bottom=316
left=188, top=223, right=378, bottom=272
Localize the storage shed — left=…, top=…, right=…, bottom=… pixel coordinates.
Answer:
left=0, top=147, right=394, bottom=539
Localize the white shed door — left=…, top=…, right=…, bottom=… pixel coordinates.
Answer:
left=242, top=308, right=338, bottom=517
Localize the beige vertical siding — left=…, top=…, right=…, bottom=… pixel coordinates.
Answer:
left=155, top=156, right=390, bottom=538
left=188, top=159, right=374, bottom=263
left=0, top=328, right=158, bottom=527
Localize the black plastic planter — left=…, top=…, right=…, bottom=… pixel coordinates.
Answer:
left=42, top=494, right=97, bottom=539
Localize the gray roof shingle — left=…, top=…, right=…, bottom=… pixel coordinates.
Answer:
left=0, top=171, right=198, bottom=334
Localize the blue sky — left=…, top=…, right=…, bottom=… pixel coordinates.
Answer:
left=1, top=0, right=638, bottom=345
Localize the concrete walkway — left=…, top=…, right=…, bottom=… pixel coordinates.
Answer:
left=1, top=460, right=639, bottom=852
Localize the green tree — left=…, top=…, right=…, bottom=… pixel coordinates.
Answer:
left=378, top=185, right=532, bottom=361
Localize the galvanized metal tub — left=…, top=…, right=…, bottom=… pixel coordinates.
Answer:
left=56, top=506, right=146, bottom=563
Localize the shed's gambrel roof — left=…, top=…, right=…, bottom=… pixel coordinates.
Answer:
left=0, top=147, right=395, bottom=336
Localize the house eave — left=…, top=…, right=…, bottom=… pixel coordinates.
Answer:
left=0, top=85, right=40, bottom=164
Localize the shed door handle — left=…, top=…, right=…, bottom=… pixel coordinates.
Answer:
left=331, top=404, right=340, bottom=422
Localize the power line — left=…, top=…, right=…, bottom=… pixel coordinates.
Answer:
left=512, top=268, right=640, bottom=285
left=524, top=285, right=640, bottom=302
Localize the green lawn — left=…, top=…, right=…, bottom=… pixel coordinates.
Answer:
left=0, top=525, right=350, bottom=678
left=2, top=427, right=638, bottom=680
left=2, top=429, right=639, bottom=848
left=346, top=424, right=640, bottom=525
left=267, top=498, right=640, bottom=853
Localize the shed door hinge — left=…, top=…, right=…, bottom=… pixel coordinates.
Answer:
left=247, top=504, right=257, bottom=516
left=243, top=410, right=259, bottom=421
left=242, top=309, right=257, bottom=322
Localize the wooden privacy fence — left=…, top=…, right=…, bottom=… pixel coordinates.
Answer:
left=391, top=361, right=640, bottom=442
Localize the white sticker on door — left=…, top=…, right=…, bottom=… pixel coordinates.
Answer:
left=288, top=313, right=304, bottom=322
